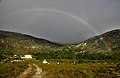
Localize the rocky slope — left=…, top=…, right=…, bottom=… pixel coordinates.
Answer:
left=0, top=30, right=62, bottom=54
left=0, top=29, right=120, bottom=54
left=74, top=29, right=120, bottom=53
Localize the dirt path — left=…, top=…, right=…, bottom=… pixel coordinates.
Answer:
left=32, top=64, right=42, bottom=78
left=17, top=63, right=42, bottom=78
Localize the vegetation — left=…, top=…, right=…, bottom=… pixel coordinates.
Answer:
left=37, top=60, right=120, bottom=78
left=33, top=51, right=75, bottom=60
left=33, top=50, right=120, bottom=61
left=0, top=29, right=120, bottom=54
left=0, top=29, right=120, bottom=78
left=75, top=52, right=120, bottom=61
left=0, top=61, right=28, bottom=78
left=0, top=49, right=120, bottom=78
left=0, top=49, right=13, bottom=61
left=74, top=29, right=120, bottom=53
left=32, top=47, right=120, bottom=78
left=32, top=45, right=120, bottom=78
left=0, top=30, right=63, bottom=54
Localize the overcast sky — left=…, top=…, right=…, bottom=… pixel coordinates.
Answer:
left=0, top=0, right=120, bottom=44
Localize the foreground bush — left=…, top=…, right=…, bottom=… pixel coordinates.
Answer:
left=0, top=61, right=28, bottom=78
left=37, top=61, right=120, bottom=78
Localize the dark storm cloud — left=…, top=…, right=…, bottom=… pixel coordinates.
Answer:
left=0, top=0, right=120, bottom=44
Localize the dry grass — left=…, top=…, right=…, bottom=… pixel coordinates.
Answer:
left=0, top=61, right=28, bottom=78
left=37, top=60, right=120, bottom=78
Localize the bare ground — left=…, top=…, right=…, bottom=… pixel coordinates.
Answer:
left=17, top=63, right=42, bottom=78
left=32, top=64, right=42, bottom=78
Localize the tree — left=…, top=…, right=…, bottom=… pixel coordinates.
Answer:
left=0, top=49, right=14, bottom=62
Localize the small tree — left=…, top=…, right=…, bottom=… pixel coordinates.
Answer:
left=0, top=49, right=14, bottom=62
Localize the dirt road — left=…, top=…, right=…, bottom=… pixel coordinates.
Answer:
left=17, top=64, right=42, bottom=78
left=32, top=64, right=42, bottom=78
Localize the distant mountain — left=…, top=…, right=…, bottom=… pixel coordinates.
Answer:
left=0, top=30, right=63, bottom=54
left=0, top=29, right=120, bottom=54
left=74, top=29, right=120, bottom=53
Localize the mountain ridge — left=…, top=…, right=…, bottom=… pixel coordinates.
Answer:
left=0, top=29, right=120, bottom=54
left=0, top=30, right=63, bottom=54
left=75, top=29, right=120, bottom=53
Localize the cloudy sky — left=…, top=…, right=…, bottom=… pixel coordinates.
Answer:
left=0, top=0, right=120, bottom=44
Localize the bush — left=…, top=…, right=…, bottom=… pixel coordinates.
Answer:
left=0, top=61, right=28, bottom=78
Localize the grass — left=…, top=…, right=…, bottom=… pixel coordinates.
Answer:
left=0, top=60, right=30, bottom=78
left=36, top=60, right=120, bottom=78
left=0, top=59, right=119, bottom=78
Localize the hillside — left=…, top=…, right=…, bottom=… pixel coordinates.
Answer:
left=0, top=29, right=120, bottom=54
left=0, top=30, right=62, bottom=54
left=75, top=29, right=120, bottom=53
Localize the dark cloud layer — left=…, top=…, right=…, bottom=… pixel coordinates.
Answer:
left=0, top=0, right=120, bottom=44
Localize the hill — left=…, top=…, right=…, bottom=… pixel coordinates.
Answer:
left=0, top=29, right=120, bottom=54
left=74, top=29, right=120, bottom=53
left=0, top=30, right=62, bottom=54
